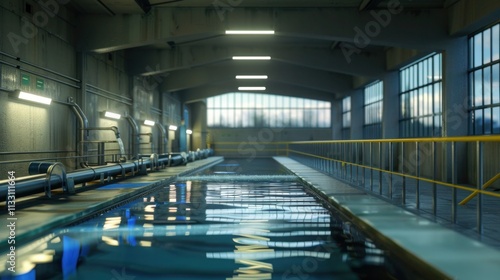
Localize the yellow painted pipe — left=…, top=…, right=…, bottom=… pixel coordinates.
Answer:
left=459, top=172, right=500, bottom=205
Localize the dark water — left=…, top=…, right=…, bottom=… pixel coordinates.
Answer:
left=1, top=160, right=411, bottom=279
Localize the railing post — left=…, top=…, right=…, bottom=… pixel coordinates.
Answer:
left=341, top=142, right=347, bottom=179
left=379, top=142, right=383, bottom=195
left=401, top=142, right=406, bottom=205
left=432, top=142, right=437, bottom=216
left=370, top=142, right=373, bottom=192
left=416, top=142, right=420, bottom=209
left=388, top=142, right=393, bottom=198
left=451, top=141, right=457, bottom=224
left=350, top=143, right=353, bottom=183
left=355, top=142, right=359, bottom=185
left=362, top=143, right=366, bottom=188
left=476, top=141, right=483, bottom=234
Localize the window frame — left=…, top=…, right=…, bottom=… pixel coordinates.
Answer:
left=399, top=52, right=443, bottom=138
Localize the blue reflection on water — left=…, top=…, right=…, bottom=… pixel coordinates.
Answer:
left=1, top=180, right=395, bottom=280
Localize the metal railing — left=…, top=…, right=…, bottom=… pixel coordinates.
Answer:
left=212, top=136, right=500, bottom=236
left=210, top=142, right=288, bottom=158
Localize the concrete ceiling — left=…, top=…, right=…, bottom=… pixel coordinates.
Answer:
left=70, top=0, right=498, bottom=103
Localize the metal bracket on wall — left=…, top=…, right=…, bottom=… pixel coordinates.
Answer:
left=45, top=162, right=67, bottom=198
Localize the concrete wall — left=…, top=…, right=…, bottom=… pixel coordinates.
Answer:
left=0, top=1, right=185, bottom=177
left=0, top=0, right=78, bottom=176
left=207, top=127, right=332, bottom=157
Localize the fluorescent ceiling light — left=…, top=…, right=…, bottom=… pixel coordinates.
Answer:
left=104, top=111, right=121, bottom=120
left=238, top=87, right=266, bottom=91
left=186, top=129, right=193, bottom=135
left=144, top=120, right=155, bottom=126
left=169, top=125, right=178, bottom=131
left=232, top=56, right=271, bottom=60
left=236, top=75, right=268, bottom=79
left=18, top=91, right=52, bottom=105
left=225, top=30, right=275, bottom=35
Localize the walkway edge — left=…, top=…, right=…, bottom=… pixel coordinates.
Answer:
left=274, top=156, right=500, bottom=280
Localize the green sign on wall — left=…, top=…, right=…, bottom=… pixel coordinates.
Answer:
left=21, top=73, right=30, bottom=86
left=36, top=78, right=44, bottom=90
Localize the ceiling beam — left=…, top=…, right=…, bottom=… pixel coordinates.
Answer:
left=160, top=62, right=352, bottom=94
left=78, top=7, right=450, bottom=52
left=126, top=45, right=385, bottom=78
left=358, top=0, right=384, bottom=11
left=179, top=81, right=339, bottom=104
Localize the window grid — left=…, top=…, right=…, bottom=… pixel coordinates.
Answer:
left=207, top=93, right=331, bottom=128
left=469, top=23, right=500, bottom=135
left=364, top=81, right=383, bottom=139
left=342, top=96, right=351, bottom=128
left=341, top=96, right=351, bottom=139
left=399, top=53, right=443, bottom=138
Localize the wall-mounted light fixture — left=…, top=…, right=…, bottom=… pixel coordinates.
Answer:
left=103, top=111, right=121, bottom=120
left=236, top=75, right=268, bottom=79
left=144, top=120, right=155, bottom=126
left=232, top=56, right=271, bottom=60
left=17, top=91, right=52, bottom=105
left=169, top=125, right=178, bottom=131
left=186, top=129, right=193, bottom=135
left=238, top=87, right=266, bottom=91
left=226, top=30, right=275, bottom=35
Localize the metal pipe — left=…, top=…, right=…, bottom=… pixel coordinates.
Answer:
left=125, top=115, right=140, bottom=159
left=86, top=84, right=133, bottom=103
left=86, top=88, right=133, bottom=106
left=155, top=123, right=168, bottom=154
left=0, top=59, right=80, bottom=89
left=0, top=51, right=80, bottom=83
left=2, top=148, right=213, bottom=201
left=67, top=98, right=89, bottom=166
left=0, top=160, right=146, bottom=200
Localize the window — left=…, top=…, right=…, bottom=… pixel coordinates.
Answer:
left=364, top=81, right=383, bottom=139
left=469, top=23, right=500, bottom=134
left=342, top=96, right=351, bottom=139
left=207, top=93, right=331, bottom=128
left=399, top=53, right=443, bottom=137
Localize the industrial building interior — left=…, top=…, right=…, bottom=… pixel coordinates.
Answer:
left=2, top=0, right=500, bottom=279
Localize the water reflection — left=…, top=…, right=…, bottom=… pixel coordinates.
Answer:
left=1, top=180, right=401, bottom=280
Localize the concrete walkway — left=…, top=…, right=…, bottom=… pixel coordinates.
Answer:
left=0, top=157, right=223, bottom=249
left=274, top=156, right=500, bottom=280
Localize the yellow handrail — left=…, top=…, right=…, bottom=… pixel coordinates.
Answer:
left=459, top=172, right=500, bottom=205
left=211, top=136, right=500, bottom=202
left=288, top=149, right=500, bottom=199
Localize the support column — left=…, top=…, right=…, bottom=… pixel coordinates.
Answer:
left=190, top=101, right=207, bottom=150
left=383, top=71, right=400, bottom=139
left=443, top=37, right=469, bottom=183
left=351, top=88, right=364, bottom=140
left=332, top=99, right=343, bottom=140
